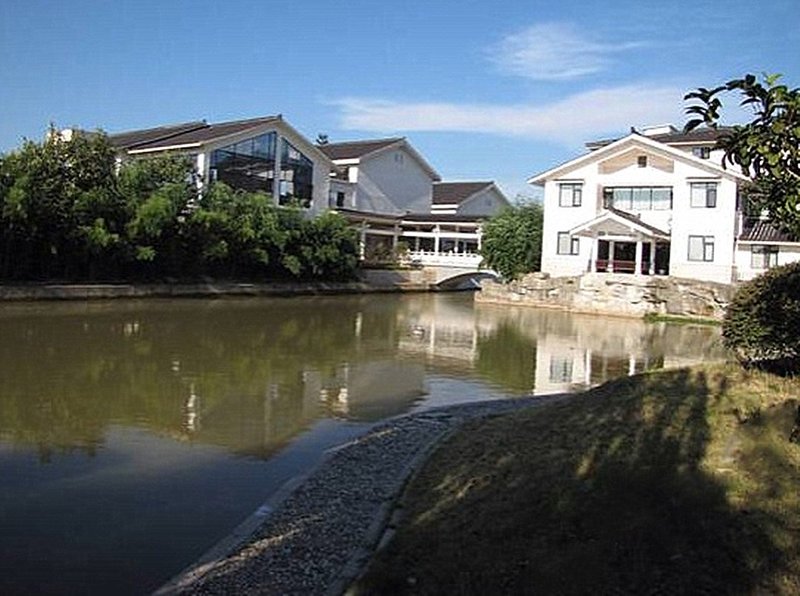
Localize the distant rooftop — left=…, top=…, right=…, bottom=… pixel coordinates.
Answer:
left=586, top=125, right=735, bottom=150
left=432, top=181, right=494, bottom=205
left=317, top=137, right=403, bottom=161
left=109, top=116, right=282, bottom=151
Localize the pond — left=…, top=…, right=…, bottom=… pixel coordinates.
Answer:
left=0, top=293, right=725, bottom=594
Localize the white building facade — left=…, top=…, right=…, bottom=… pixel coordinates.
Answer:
left=530, top=126, right=800, bottom=285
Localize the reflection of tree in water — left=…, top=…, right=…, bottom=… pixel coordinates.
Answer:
left=476, top=323, right=537, bottom=393
left=0, top=296, right=402, bottom=460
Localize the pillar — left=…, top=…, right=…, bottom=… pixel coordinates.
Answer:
left=608, top=240, right=615, bottom=272
left=634, top=240, right=643, bottom=276
left=589, top=238, right=597, bottom=272
left=649, top=242, right=656, bottom=275
left=433, top=225, right=441, bottom=255
left=358, top=224, right=367, bottom=259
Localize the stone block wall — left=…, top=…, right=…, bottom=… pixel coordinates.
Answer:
left=475, top=273, right=734, bottom=320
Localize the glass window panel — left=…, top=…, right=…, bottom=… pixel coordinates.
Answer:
left=652, top=188, right=672, bottom=210
left=279, top=139, right=314, bottom=207
left=688, top=236, right=704, bottom=261
left=690, top=182, right=717, bottom=208
left=632, top=188, right=651, bottom=210
left=559, top=183, right=582, bottom=207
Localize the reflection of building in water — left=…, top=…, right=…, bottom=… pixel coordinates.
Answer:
left=309, top=361, right=426, bottom=421
left=473, top=303, right=725, bottom=395
left=396, top=295, right=492, bottom=371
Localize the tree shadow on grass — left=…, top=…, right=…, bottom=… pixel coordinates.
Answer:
left=356, top=367, right=798, bottom=595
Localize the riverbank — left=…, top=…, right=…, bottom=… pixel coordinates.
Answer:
left=154, top=396, right=568, bottom=595
left=476, top=273, right=734, bottom=320
left=0, top=269, right=434, bottom=301
left=354, top=362, right=800, bottom=594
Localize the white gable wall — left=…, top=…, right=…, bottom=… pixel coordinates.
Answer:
left=457, top=187, right=509, bottom=217
left=354, top=147, right=435, bottom=215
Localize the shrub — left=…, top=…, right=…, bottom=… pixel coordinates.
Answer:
left=723, top=261, right=800, bottom=365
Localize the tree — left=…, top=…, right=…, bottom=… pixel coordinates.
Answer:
left=684, top=73, right=800, bottom=237
left=480, top=202, right=543, bottom=280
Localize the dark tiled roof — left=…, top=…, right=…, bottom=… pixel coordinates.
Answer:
left=432, top=181, right=493, bottom=205
left=740, top=219, right=799, bottom=243
left=586, top=126, right=735, bottom=150
left=317, top=138, right=403, bottom=160
left=108, top=121, right=206, bottom=150
left=109, top=116, right=281, bottom=151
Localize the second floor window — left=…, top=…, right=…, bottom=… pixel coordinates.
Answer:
left=692, top=146, right=711, bottom=159
left=603, top=187, right=672, bottom=211
left=690, top=182, right=717, bottom=208
left=688, top=235, right=715, bottom=262
left=557, top=232, right=580, bottom=255
left=558, top=183, right=582, bottom=207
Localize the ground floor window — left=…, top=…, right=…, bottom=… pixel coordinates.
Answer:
left=751, top=244, right=778, bottom=269
left=688, top=235, right=715, bottom=262
left=557, top=232, right=579, bottom=255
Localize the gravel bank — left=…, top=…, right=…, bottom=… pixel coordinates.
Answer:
left=155, top=396, right=568, bottom=595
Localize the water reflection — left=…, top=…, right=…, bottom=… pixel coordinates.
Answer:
left=0, top=294, right=725, bottom=594
left=0, top=295, right=725, bottom=458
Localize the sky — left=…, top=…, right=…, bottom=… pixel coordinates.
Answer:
left=1, top=0, right=798, bottom=200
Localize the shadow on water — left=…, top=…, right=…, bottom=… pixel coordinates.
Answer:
left=358, top=367, right=796, bottom=594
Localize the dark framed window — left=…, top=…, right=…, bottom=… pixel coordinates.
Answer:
left=603, top=186, right=672, bottom=211
left=279, top=139, right=314, bottom=207
left=751, top=245, right=778, bottom=269
left=688, top=235, right=714, bottom=262
left=692, top=146, right=711, bottom=160
left=209, top=132, right=276, bottom=194
left=558, top=183, right=582, bottom=207
left=637, top=155, right=647, bottom=168
left=690, top=182, right=717, bottom=208
left=557, top=232, right=580, bottom=255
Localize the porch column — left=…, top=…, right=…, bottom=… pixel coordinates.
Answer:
left=608, top=240, right=615, bottom=272
left=358, top=224, right=367, bottom=259
left=589, top=238, right=597, bottom=272
left=433, top=225, right=441, bottom=255
left=634, top=240, right=643, bottom=276
left=649, top=242, right=656, bottom=275
left=392, top=224, right=399, bottom=251
left=414, top=236, right=420, bottom=251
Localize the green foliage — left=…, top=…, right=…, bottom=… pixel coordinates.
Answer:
left=480, top=202, right=543, bottom=280
left=722, top=261, right=800, bottom=364
left=685, top=73, right=800, bottom=237
left=0, top=128, right=359, bottom=282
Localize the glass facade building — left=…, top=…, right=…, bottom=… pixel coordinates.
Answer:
left=208, top=132, right=315, bottom=207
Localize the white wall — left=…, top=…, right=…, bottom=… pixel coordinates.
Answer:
left=734, top=243, right=800, bottom=281
left=354, top=146, right=435, bottom=215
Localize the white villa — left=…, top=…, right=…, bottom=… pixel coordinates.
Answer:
left=530, top=125, right=800, bottom=284
left=317, top=137, right=509, bottom=265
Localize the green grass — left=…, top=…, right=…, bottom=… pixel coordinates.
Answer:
left=354, top=363, right=800, bottom=595
left=643, top=313, right=722, bottom=326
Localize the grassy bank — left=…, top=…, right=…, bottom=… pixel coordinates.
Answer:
left=355, top=363, right=800, bottom=594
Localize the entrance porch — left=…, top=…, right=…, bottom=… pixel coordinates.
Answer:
left=570, top=208, right=671, bottom=276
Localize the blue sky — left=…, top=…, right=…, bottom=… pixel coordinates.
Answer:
left=1, top=0, right=798, bottom=199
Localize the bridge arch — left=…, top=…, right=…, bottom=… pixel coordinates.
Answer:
left=431, top=269, right=499, bottom=290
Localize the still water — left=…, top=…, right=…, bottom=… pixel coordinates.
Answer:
left=0, top=293, right=725, bottom=594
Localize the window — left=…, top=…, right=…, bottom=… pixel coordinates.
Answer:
left=688, top=235, right=714, bottom=262
left=751, top=245, right=778, bottom=269
left=335, top=192, right=346, bottom=208
left=279, top=139, right=314, bottom=207
left=557, top=232, right=580, bottom=255
left=637, top=155, right=647, bottom=168
left=692, top=146, right=711, bottom=159
left=690, top=182, right=717, bottom=208
left=603, top=187, right=672, bottom=211
left=558, top=183, right=582, bottom=207
left=549, top=356, right=574, bottom=383
left=209, top=132, right=276, bottom=194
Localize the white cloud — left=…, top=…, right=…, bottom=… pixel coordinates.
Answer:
left=489, top=22, right=645, bottom=81
left=333, top=84, right=686, bottom=145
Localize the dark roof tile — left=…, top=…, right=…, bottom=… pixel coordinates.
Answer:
left=317, top=138, right=403, bottom=160
left=740, top=219, right=798, bottom=243
left=432, top=181, right=493, bottom=205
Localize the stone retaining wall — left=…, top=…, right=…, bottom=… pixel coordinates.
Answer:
left=475, top=272, right=734, bottom=320
left=0, top=269, right=432, bottom=302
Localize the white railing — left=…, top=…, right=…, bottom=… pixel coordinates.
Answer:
left=404, top=250, right=483, bottom=268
